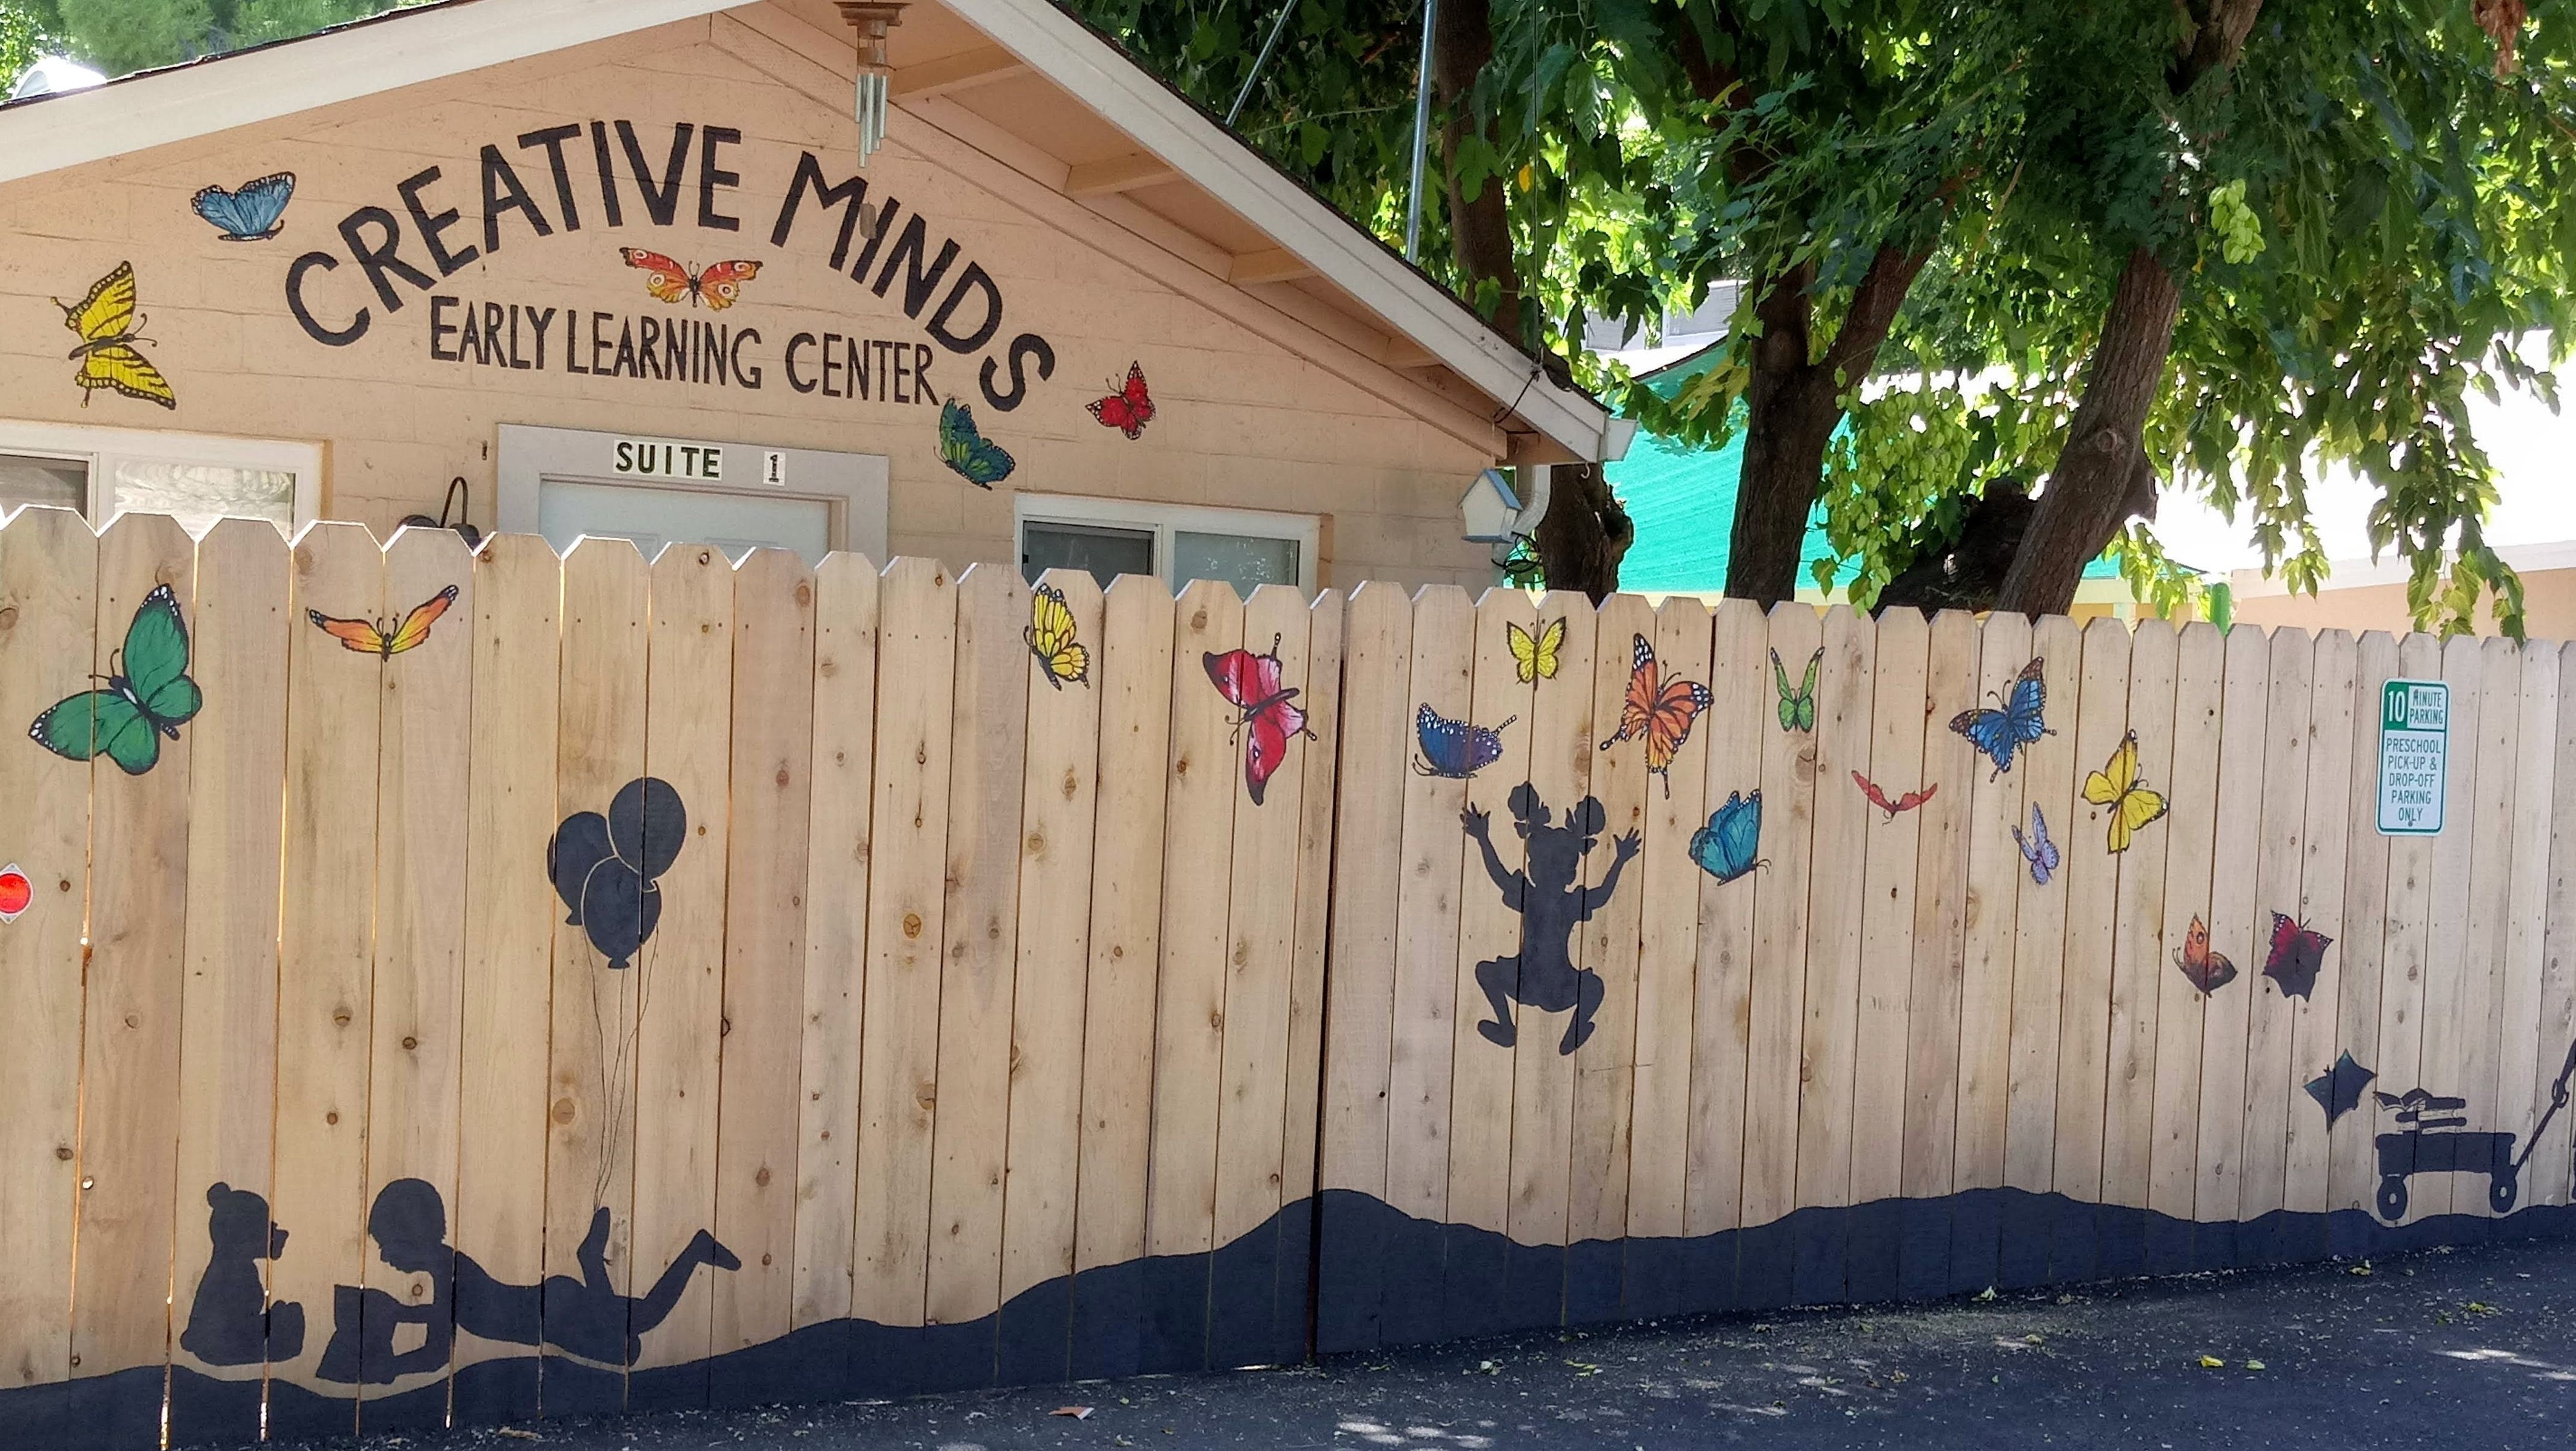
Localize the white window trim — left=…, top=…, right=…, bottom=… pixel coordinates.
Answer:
left=1015, top=492, right=1320, bottom=595
left=0, top=418, right=322, bottom=530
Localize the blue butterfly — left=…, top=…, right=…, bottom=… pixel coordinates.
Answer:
left=1689, top=789, right=1763, bottom=886
left=190, top=172, right=296, bottom=242
left=1949, top=656, right=2053, bottom=779
left=938, top=399, right=1015, bottom=487
left=2012, top=803, right=2060, bottom=886
left=1412, top=703, right=1513, bottom=779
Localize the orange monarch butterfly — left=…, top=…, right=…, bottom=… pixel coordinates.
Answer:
left=307, top=584, right=458, bottom=659
left=1596, top=633, right=1712, bottom=798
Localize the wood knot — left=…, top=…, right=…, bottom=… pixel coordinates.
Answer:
left=0, top=607, right=18, bottom=630
left=903, top=912, right=923, bottom=939
left=552, top=1097, right=577, bottom=1124
left=755, top=1167, right=772, bottom=1188
left=795, top=583, right=813, bottom=607
left=401, top=1035, right=418, bottom=1051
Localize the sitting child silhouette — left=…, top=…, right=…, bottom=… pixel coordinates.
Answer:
left=317, top=1178, right=740, bottom=1383
left=1464, top=783, right=1641, bottom=1055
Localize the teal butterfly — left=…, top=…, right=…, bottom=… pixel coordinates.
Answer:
left=938, top=398, right=1016, bottom=488
left=30, top=583, right=202, bottom=775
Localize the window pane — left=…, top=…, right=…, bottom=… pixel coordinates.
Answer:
left=0, top=453, right=88, bottom=514
left=1173, top=530, right=1298, bottom=593
left=1023, top=520, right=1153, bottom=587
left=109, top=459, right=293, bottom=535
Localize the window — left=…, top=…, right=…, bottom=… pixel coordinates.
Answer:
left=0, top=421, right=321, bottom=533
left=1016, top=494, right=1318, bottom=595
left=496, top=424, right=889, bottom=566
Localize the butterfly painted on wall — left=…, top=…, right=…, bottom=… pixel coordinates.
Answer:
left=306, top=584, right=459, bottom=659
left=2175, top=914, right=2237, bottom=995
left=55, top=262, right=175, bottom=410
left=30, top=583, right=202, bottom=776
left=1772, top=645, right=1821, bottom=733
left=2081, top=729, right=2170, bottom=853
left=1598, top=633, right=1712, bottom=799
left=938, top=399, right=1016, bottom=488
left=1413, top=704, right=1515, bottom=779
left=1507, top=617, right=1564, bottom=684
left=619, top=248, right=762, bottom=309
left=2012, top=804, right=2060, bottom=886
left=190, top=172, right=296, bottom=241
left=1950, top=656, right=2052, bottom=779
left=1206, top=635, right=1316, bottom=806
left=1025, top=583, right=1090, bottom=689
left=2264, top=912, right=2334, bottom=1000
left=1854, top=771, right=1937, bottom=822
left=1088, top=361, right=1155, bottom=439
left=1689, top=789, right=1764, bottom=885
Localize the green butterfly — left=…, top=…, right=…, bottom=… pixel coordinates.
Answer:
left=30, top=583, right=203, bottom=775
left=938, top=398, right=1016, bottom=489
left=1771, top=645, right=1821, bottom=733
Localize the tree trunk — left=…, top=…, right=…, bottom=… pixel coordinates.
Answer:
left=1992, top=247, right=2180, bottom=615
left=1532, top=459, right=1632, bottom=602
left=1430, top=0, right=1521, bottom=342
left=1723, top=244, right=1933, bottom=605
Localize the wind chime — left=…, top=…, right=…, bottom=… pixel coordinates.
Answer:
left=837, top=2, right=907, bottom=166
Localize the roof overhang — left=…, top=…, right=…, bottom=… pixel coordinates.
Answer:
left=0, top=0, right=1627, bottom=464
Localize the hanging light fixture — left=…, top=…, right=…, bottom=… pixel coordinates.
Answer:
left=838, top=2, right=908, bottom=167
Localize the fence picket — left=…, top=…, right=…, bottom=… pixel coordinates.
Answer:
left=1277, top=589, right=1347, bottom=1361
left=2099, top=621, right=2178, bottom=1275
left=2049, top=616, right=2136, bottom=1283
left=1898, top=609, right=1981, bottom=1298
left=1791, top=606, right=1876, bottom=1303
left=1845, top=607, right=1929, bottom=1302
left=1952, top=611, right=2035, bottom=1294
left=2457, top=638, right=2524, bottom=1226
left=2497, top=644, right=2560, bottom=1224
left=2282, top=633, right=2358, bottom=1243
left=2236, top=628, right=2314, bottom=1263
left=1741, top=601, right=1824, bottom=1307
left=2000, top=613, right=2083, bottom=1287
left=2326, top=635, right=2399, bottom=1245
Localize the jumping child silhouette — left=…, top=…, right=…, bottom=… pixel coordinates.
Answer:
left=1464, top=783, right=1641, bottom=1055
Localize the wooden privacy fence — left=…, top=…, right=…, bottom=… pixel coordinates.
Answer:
left=0, top=509, right=1339, bottom=1449
left=4, top=508, right=2576, bottom=1448
left=1315, top=586, right=2576, bottom=1350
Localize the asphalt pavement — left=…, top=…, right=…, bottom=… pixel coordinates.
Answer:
left=338, top=1232, right=2576, bottom=1451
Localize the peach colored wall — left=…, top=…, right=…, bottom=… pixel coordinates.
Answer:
left=0, top=10, right=1502, bottom=590
left=2229, top=567, right=2576, bottom=640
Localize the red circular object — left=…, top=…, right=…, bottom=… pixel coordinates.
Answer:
left=0, top=868, right=31, bottom=922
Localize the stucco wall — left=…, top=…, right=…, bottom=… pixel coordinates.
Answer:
left=2230, top=566, right=2576, bottom=640
left=0, top=9, right=1501, bottom=590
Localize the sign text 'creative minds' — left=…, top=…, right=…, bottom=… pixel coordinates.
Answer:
left=284, top=122, right=1058, bottom=413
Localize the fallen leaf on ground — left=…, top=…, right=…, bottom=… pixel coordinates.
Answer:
left=2197, top=1355, right=2226, bottom=1369
left=1051, top=1406, right=1093, bottom=1419
left=493, top=1431, right=539, bottom=1443
left=1566, top=1360, right=1601, bottom=1376
left=2244, top=1360, right=2266, bottom=1371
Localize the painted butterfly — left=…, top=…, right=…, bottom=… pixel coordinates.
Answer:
left=939, top=399, right=1016, bottom=488
left=1855, top=772, right=1938, bottom=823
left=1689, top=790, right=1763, bottom=885
left=1598, top=633, right=1712, bottom=798
left=2175, top=915, right=2237, bottom=996
left=1950, top=656, right=2053, bottom=779
left=2012, top=803, right=2060, bottom=886
left=307, top=584, right=459, bottom=659
left=0, top=864, right=28, bottom=922
left=2081, top=729, right=2170, bottom=853
left=1413, top=704, right=1515, bottom=779
left=1507, top=617, right=1564, bottom=683
left=619, top=248, right=762, bottom=309
left=56, top=262, right=175, bottom=410
left=1206, top=635, right=1315, bottom=806
left=30, top=583, right=202, bottom=775
left=1026, top=583, right=1090, bottom=689
left=1772, top=645, right=1821, bottom=733
left=190, top=172, right=296, bottom=241
left=2264, top=912, right=2334, bottom=1000
left=1089, top=361, right=1155, bottom=439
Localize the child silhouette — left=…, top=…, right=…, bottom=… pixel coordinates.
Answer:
left=1464, top=783, right=1641, bottom=1055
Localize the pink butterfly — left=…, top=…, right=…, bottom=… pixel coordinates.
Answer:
left=1204, top=635, right=1315, bottom=805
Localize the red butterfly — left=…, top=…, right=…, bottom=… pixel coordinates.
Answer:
left=1089, top=361, right=1155, bottom=439
left=1204, top=635, right=1313, bottom=806
left=620, top=248, right=761, bottom=309
left=1852, top=771, right=1937, bottom=821
left=2264, top=912, right=2334, bottom=1000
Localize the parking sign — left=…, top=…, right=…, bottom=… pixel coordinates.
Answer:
left=2377, top=679, right=2448, bottom=836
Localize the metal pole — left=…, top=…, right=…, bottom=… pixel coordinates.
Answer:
left=1406, top=0, right=1437, bottom=261
left=1227, top=0, right=1301, bottom=128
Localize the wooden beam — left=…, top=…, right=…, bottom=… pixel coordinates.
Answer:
left=1382, top=338, right=1441, bottom=370
left=1228, top=248, right=1317, bottom=285
left=890, top=44, right=1027, bottom=100
left=1064, top=152, right=1179, bottom=197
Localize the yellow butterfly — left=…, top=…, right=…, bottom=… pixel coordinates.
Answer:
left=2082, top=729, right=2171, bottom=853
left=56, top=262, right=176, bottom=410
left=1507, top=616, right=1564, bottom=684
left=1025, top=582, right=1090, bottom=689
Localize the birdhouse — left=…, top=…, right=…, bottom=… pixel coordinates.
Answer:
left=1460, top=469, right=1523, bottom=544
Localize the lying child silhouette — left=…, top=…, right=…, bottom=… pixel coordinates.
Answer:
left=1464, top=783, right=1641, bottom=1055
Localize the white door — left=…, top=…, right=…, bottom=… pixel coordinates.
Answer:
left=497, top=424, right=889, bottom=566
left=537, top=478, right=830, bottom=564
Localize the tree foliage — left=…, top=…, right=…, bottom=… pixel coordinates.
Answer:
left=12, top=0, right=405, bottom=77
